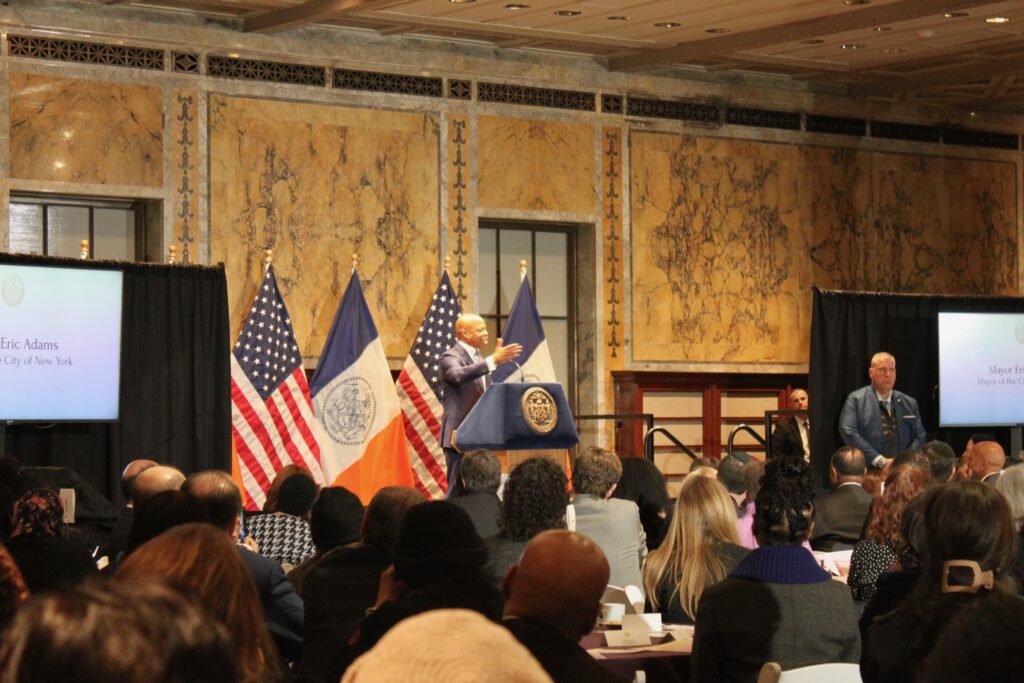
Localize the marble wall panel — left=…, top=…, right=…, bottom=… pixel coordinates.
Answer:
left=806, top=150, right=1017, bottom=296
left=447, top=114, right=472, bottom=304
left=171, top=89, right=199, bottom=264
left=477, top=115, right=595, bottom=213
left=630, top=132, right=805, bottom=364
left=8, top=73, right=163, bottom=187
left=209, top=95, right=440, bottom=359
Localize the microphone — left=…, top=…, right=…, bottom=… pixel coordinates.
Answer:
left=509, top=360, right=526, bottom=383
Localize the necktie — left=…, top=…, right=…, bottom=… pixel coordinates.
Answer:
left=879, top=400, right=898, bottom=456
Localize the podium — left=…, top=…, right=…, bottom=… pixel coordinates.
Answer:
left=453, top=383, right=579, bottom=471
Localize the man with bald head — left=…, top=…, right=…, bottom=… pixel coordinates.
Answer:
left=968, top=440, right=1006, bottom=485
left=439, top=313, right=521, bottom=496
left=840, top=351, right=926, bottom=470
left=131, top=465, right=185, bottom=506
left=105, top=459, right=160, bottom=557
left=503, top=530, right=626, bottom=683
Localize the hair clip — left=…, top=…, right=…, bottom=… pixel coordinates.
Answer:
left=941, top=560, right=994, bottom=593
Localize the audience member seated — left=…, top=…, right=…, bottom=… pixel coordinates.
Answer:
left=917, top=591, right=1024, bottom=683
left=247, top=469, right=318, bottom=567
left=811, top=446, right=873, bottom=552
left=301, top=485, right=422, bottom=683
left=967, top=440, right=1006, bottom=486
left=612, top=457, right=671, bottom=551
left=262, top=465, right=310, bottom=514
left=717, top=454, right=749, bottom=518
left=848, top=464, right=930, bottom=602
left=860, top=481, right=1019, bottom=683
left=183, top=470, right=304, bottom=662
left=643, top=476, right=749, bottom=626
left=0, top=543, right=28, bottom=633
left=486, top=458, right=567, bottom=585
left=502, top=530, right=626, bottom=683
left=451, top=449, right=502, bottom=539
left=124, top=489, right=209, bottom=556
left=889, top=449, right=930, bottom=471
left=738, top=459, right=765, bottom=549
left=0, top=456, right=27, bottom=542
left=0, top=580, right=238, bottom=683
left=5, top=488, right=97, bottom=593
left=690, top=457, right=860, bottom=682
left=131, top=465, right=186, bottom=506
left=335, top=502, right=503, bottom=679
left=117, top=523, right=282, bottom=683
left=341, top=609, right=551, bottom=683
left=958, top=433, right=996, bottom=481
left=104, top=458, right=158, bottom=558
left=920, top=440, right=956, bottom=484
left=288, top=485, right=364, bottom=597
left=571, top=448, right=646, bottom=591
left=689, top=458, right=719, bottom=479
left=995, top=465, right=1024, bottom=586
left=857, top=495, right=925, bottom=637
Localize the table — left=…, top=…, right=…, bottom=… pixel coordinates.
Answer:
left=582, top=625, right=692, bottom=683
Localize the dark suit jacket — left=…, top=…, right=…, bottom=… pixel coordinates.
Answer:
left=237, top=545, right=304, bottom=661
left=771, top=416, right=807, bottom=460
left=438, top=343, right=489, bottom=449
left=839, top=386, right=926, bottom=465
left=811, top=483, right=874, bottom=551
left=504, top=617, right=628, bottom=683
left=451, top=491, right=501, bottom=539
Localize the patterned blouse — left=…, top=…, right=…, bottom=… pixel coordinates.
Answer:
left=848, top=538, right=898, bottom=602
left=246, top=513, right=315, bottom=567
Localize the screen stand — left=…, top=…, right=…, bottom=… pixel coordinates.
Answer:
left=1013, top=426, right=1022, bottom=464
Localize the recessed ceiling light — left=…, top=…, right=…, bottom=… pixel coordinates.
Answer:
left=504, top=3, right=530, bottom=8
left=553, top=9, right=581, bottom=16
left=706, top=27, right=731, bottom=34
left=654, top=22, right=682, bottom=28
left=882, top=47, right=904, bottom=53
left=607, top=15, right=631, bottom=21
left=800, top=39, right=825, bottom=44
left=842, top=43, right=865, bottom=49
left=985, top=16, right=1011, bottom=24
left=943, top=11, right=969, bottom=18
left=448, top=0, right=476, bottom=3
left=873, top=26, right=892, bottom=32
left=843, top=0, right=870, bottom=5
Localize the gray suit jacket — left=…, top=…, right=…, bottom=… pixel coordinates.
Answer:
left=438, top=343, right=489, bottom=449
left=811, top=483, right=874, bottom=551
left=839, top=386, right=926, bottom=466
left=571, top=494, right=646, bottom=591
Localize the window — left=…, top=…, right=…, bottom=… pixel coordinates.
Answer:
left=478, top=221, right=576, bottom=407
left=8, top=195, right=149, bottom=261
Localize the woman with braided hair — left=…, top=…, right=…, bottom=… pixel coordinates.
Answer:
left=690, top=456, right=860, bottom=683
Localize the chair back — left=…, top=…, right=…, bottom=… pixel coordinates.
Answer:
left=758, top=662, right=861, bottom=683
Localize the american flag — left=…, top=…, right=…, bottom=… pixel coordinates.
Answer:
left=396, top=271, right=462, bottom=499
left=230, top=266, right=324, bottom=510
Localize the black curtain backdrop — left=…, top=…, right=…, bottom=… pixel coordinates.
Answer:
left=1, top=253, right=231, bottom=508
left=809, top=287, right=1024, bottom=488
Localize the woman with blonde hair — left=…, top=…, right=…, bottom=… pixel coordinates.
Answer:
left=642, top=475, right=749, bottom=624
left=116, top=523, right=282, bottom=683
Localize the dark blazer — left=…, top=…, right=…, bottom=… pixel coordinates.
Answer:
left=6, top=534, right=97, bottom=593
left=451, top=491, right=501, bottom=539
left=771, top=416, right=807, bottom=460
left=811, top=483, right=874, bottom=551
left=438, top=343, right=489, bottom=450
left=236, top=545, right=304, bottom=661
left=839, top=386, right=926, bottom=465
left=504, top=617, right=628, bottom=683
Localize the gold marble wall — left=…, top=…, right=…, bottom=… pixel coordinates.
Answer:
left=630, top=131, right=1019, bottom=364
left=8, top=73, right=163, bottom=187
left=171, top=89, right=199, bottom=263
left=477, top=115, right=595, bottom=213
left=208, top=95, right=440, bottom=358
left=447, top=114, right=472, bottom=304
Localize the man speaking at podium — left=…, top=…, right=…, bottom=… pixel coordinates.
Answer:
left=440, top=314, right=522, bottom=497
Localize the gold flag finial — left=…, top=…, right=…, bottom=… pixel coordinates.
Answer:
left=264, top=249, right=273, bottom=269
left=351, top=253, right=359, bottom=272
left=168, top=245, right=177, bottom=264
left=80, top=240, right=90, bottom=260
left=444, top=254, right=451, bottom=272
left=519, top=259, right=528, bottom=283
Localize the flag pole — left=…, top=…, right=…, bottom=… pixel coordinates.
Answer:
left=519, top=259, right=527, bottom=284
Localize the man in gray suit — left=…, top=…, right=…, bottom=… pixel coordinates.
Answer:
left=569, top=447, right=646, bottom=592
left=439, top=313, right=521, bottom=497
left=839, top=352, right=926, bottom=470
left=811, top=446, right=873, bottom=551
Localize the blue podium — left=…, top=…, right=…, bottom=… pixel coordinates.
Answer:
left=452, top=382, right=579, bottom=452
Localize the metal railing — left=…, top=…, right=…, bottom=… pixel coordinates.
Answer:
left=727, top=424, right=767, bottom=459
